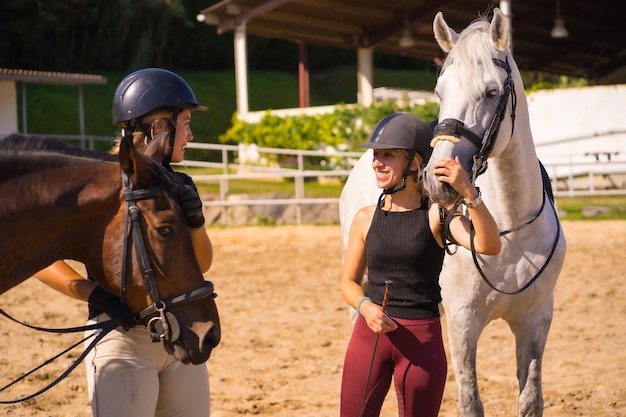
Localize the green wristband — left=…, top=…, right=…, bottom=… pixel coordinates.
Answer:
left=356, top=296, right=371, bottom=315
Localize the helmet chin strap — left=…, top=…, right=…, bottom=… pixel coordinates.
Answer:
left=131, top=118, right=151, bottom=141
left=130, top=109, right=180, bottom=167
left=162, top=109, right=180, bottom=167
left=382, top=152, right=416, bottom=195
left=378, top=176, right=406, bottom=210
left=382, top=176, right=407, bottom=195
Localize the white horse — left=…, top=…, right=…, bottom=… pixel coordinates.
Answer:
left=339, top=8, right=566, bottom=417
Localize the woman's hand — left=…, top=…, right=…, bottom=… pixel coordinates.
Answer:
left=359, top=300, right=397, bottom=334
left=433, top=156, right=477, bottom=201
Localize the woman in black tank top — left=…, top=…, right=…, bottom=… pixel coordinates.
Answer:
left=340, top=113, right=501, bottom=417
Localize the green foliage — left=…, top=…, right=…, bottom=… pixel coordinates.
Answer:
left=556, top=196, right=626, bottom=220
left=0, top=1, right=434, bottom=73
left=524, top=73, right=589, bottom=93
left=218, top=100, right=439, bottom=154
left=0, top=0, right=193, bottom=71
left=17, top=68, right=438, bottom=155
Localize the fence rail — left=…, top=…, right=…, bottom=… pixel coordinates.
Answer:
left=181, top=142, right=626, bottom=224
left=45, top=135, right=626, bottom=224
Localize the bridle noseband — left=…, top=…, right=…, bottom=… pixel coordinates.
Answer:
left=121, top=170, right=216, bottom=343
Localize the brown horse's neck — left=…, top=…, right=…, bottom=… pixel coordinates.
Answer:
left=0, top=161, right=122, bottom=294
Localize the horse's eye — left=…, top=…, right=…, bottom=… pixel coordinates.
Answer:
left=157, top=226, right=174, bottom=237
left=486, top=89, right=498, bottom=98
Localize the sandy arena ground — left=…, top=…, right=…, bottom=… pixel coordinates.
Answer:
left=0, top=220, right=624, bottom=417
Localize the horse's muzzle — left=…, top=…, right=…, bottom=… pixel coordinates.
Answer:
left=166, top=318, right=221, bottom=365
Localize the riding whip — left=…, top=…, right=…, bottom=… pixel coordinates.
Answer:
left=359, top=279, right=392, bottom=417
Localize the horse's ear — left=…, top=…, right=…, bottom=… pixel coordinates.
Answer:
left=119, top=134, right=146, bottom=176
left=143, top=132, right=171, bottom=164
left=490, top=8, right=509, bottom=52
left=433, top=11, right=459, bottom=53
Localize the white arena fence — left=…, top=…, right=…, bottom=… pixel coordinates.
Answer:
left=32, top=134, right=626, bottom=225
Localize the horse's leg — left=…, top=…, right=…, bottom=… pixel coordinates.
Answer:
left=444, top=303, right=489, bottom=417
left=509, top=296, right=554, bottom=417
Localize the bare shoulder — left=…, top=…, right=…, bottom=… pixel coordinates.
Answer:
left=351, top=204, right=376, bottom=234
left=355, top=204, right=376, bottom=221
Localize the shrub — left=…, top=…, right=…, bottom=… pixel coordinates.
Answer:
left=218, top=99, right=439, bottom=168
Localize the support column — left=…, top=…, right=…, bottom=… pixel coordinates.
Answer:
left=357, top=47, right=374, bottom=106
left=298, top=41, right=310, bottom=108
left=234, top=23, right=249, bottom=115
left=78, top=85, right=85, bottom=136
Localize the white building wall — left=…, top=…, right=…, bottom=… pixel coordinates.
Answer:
left=528, top=84, right=626, bottom=166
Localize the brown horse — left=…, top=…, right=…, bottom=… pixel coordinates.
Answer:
left=0, top=134, right=220, bottom=365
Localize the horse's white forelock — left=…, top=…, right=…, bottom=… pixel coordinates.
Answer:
left=440, top=18, right=506, bottom=98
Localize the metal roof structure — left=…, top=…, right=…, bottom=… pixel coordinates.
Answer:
left=0, top=68, right=107, bottom=85
left=0, top=68, right=107, bottom=137
left=198, top=0, right=626, bottom=84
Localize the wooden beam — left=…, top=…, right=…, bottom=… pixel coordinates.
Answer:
left=218, top=0, right=292, bottom=34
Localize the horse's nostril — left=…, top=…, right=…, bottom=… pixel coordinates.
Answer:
left=201, top=324, right=221, bottom=352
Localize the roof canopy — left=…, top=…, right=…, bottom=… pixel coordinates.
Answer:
left=199, top=0, right=626, bottom=84
left=0, top=68, right=107, bottom=137
left=0, top=68, right=107, bottom=85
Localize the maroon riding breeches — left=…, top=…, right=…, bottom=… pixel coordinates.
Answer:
left=340, top=315, right=447, bottom=417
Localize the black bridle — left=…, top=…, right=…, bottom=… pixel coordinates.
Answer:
left=0, top=169, right=217, bottom=403
left=435, top=57, right=561, bottom=295
left=436, top=57, right=517, bottom=254
left=121, top=170, right=216, bottom=343
left=434, top=57, right=517, bottom=182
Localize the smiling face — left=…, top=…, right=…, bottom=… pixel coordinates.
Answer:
left=170, top=109, right=193, bottom=163
left=148, top=108, right=194, bottom=163
left=372, top=148, right=416, bottom=190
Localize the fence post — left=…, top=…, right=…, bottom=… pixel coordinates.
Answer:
left=295, top=151, right=305, bottom=225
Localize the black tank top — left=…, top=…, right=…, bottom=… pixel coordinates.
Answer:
left=365, top=197, right=444, bottom=319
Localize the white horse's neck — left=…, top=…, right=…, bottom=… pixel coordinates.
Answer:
left=478, top=70, right=544, bottom=229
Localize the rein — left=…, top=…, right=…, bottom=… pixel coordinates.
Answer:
left=0, top=169, right=217, bottom=403
left=469, top=184, right=562, bottom=295
left=0, top=308, right=116, bottom=404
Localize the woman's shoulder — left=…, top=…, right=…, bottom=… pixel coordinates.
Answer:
left=357, top=204, right=376, bottom=217
left=352, top=204, right=376, bottom=229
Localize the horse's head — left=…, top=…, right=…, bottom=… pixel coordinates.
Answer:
left=424, top=8, right=518, bottom=206
left=100, top=134, right=220, bottom=365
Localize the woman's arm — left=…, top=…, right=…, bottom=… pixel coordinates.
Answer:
left=339, top=206, right=371, bottom=310
left=36, top=261, right=137, bottom=330
left=35, top=260, right=95, bottom=302
left=191, top=227, right=213, bottom=273
left=340, top=206, right=397, bottom=334
left=432, top=156, right=501, bottom=255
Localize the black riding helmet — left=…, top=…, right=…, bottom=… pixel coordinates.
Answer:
left=112, top=68, right=207, bottom=164
left=358, top=113, right=433, bottom=194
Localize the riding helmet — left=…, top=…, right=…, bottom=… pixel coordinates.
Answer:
left=112, top=68, right=207, bottom=126
left=358, top=113, right=433, bottom=166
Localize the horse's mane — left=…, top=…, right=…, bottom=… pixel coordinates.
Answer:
left=1, top=133, right=179, bottom=191
left=0, top=134, right=113, bottom=160
left=440, top=12, right=507, bottom=97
